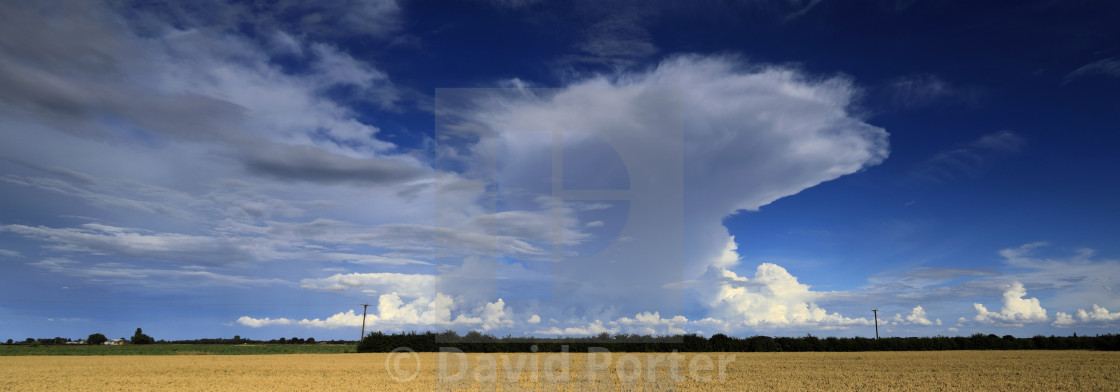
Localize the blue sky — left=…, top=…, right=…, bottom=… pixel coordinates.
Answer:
left=1, top=0, right=1119, bottom=341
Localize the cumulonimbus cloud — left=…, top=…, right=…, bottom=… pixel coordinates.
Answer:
left=438, top=54, right=890, bottom=329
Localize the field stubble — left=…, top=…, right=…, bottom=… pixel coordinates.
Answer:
left=1, top=350, right=1117, bottom=391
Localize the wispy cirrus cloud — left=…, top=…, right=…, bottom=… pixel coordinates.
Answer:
left=888, top=74, right=982, bottom=109
left=1063, top=57, right=1120, bottom=85
left=909, top=131, right=1025, bottom=183
left=29, top=258, right=287, bottom=288
left=1, top=223, right=429, bottom=267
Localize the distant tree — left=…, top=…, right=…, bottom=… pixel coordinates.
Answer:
left=356, top=332, right=389, bottom=353
left=709, top=333, right=731, bottom=352
left=463, top=330, right=485, bottom=343
left=4, top=339, right=11, bottom=345
left=233, top=335, right=241, bottom=342
left=278, top=337, right=286, bottom=344
left=87, top=333, right=108, bottom=345
left=438, top=330, right=460, bottom=343
left=24, top=338, right=34, bottom=344
left=306, top=337, right=315, bottom=344
left=131, top=328, right=155, bottom=345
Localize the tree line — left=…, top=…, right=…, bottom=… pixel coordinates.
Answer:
left=1, top=328, right=345, bottom=346
left=355, top=331, right=1120, bottom=353
left=8, top=329, right=1118, bottom=351
left=2, top=328, right=157, bottom=346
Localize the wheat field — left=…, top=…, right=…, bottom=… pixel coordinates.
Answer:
left=1, top=351, right=1117, bottom=391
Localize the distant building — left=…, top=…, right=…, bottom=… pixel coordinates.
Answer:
left=104, top=339, right=125, bottom=345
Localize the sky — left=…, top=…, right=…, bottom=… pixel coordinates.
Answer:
left=1, top=0, right=1119, bottom=342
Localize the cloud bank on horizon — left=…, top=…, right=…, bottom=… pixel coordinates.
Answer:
left=1, top=0, right=1118, bottom=340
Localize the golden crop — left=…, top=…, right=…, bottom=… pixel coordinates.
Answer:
left=1, top=350, right=1117, bottom=391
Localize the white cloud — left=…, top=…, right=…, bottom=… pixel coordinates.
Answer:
left=299, top=272, right=436, bottom=298
left=268, top=30, right=303, bottom=55
left=527, top=314, right=541, bottom=324
left=703, top=263, right=871, bottom=328
left=973, top=282, right=1048, bottom=325
left=236, top=316, right=294, bottom=328
left=890, top=306, right=940, bottom=326
left=710, top=236, right=741, bottom=270
left=0, top=249, right=21, bottom=258
left=1076, top=305, right=1120, bottom=323
left=376, top=292, right=455, bottom=326
left=1052, top=312, right=1076, bottom=327
left=613, top=311, right=689, bottom=335
left=533, top=320, right=618, bottom=337
left=1053, top=305, right=1120, bottom=327
left=572, top=202, right=613, bottom=211
left=308, top=43, right=398, bottom=110
left=477, top=299, right=515, bottom=331
left=296, top=310, right=368, bottom=329
left=237, top=294, right=515, bottom=330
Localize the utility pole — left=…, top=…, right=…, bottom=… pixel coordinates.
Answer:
left=360, top=304, right=370, bottom=342
left=872, top=309, right=879, bottom=340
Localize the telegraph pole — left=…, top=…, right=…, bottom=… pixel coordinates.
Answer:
left=872, top=309, right=879, bottom=340
left=360, top=304, right=370, bottom=342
